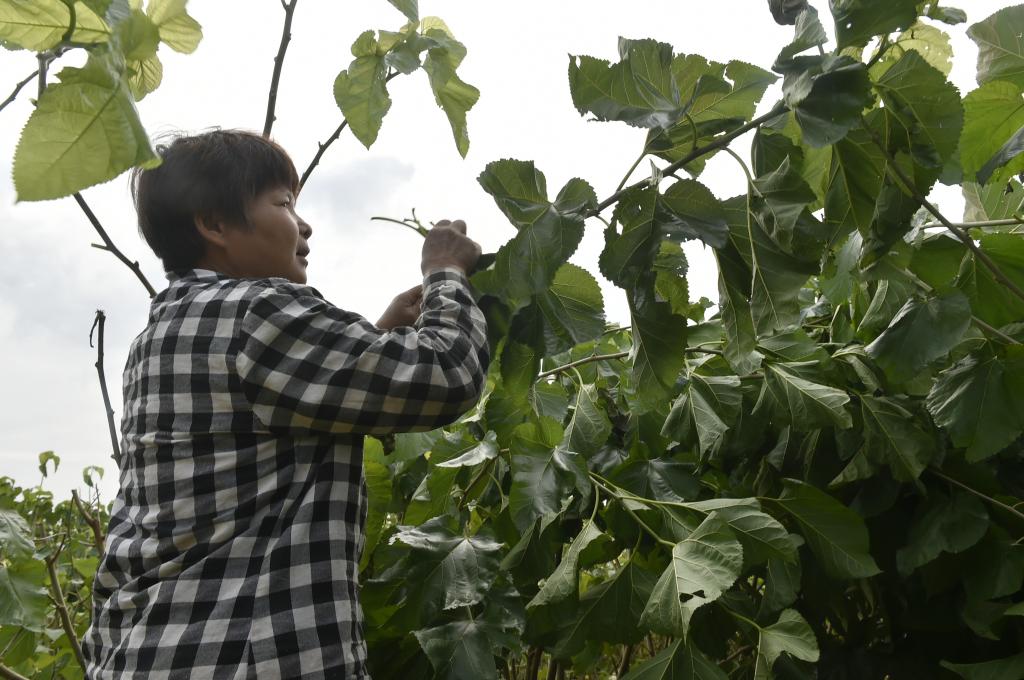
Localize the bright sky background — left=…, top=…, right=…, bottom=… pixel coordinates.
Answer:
left=0, top=0, right=1012, bottom=502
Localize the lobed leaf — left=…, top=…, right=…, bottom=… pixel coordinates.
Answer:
left=968, top=5, right=1024, bottom=89
left=414, top=619, right=498, bottom=680
left=829, top=0, right=917, bottom=50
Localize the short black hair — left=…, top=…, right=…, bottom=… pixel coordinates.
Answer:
left=131, top=129, right=300, bottom=272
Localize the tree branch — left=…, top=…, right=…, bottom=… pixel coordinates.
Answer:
left=0, top=664, right=30, bottom=680
left=298, top=71, right=401, bottom=191
left=89, top=310, right=120, bottom=461
left=921, top=217, right=1024, bottom=231
left=927, top=468, right=1024, bottom=527
left=591, top=103, right=787, bottom=216
left=263, top=0, right=298, bottom=138
left=865, top=123, right=1024, bottom=306
left=0, top=70, right=39, bottom=115
left=45, top=544, right=87, bottom=672
left=538, top=351, right=630, bottom=380
left=71, top=490, right=104, bottom=555
left=76, top=194, right=157, bottom=298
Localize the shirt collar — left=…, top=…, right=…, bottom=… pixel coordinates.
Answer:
left=166, top=268, right=233, bottom=284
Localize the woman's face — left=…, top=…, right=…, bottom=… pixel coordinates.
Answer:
left=219, top=185, right=313, bottom=284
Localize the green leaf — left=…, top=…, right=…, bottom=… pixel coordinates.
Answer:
left=772, top=479, right=881, bottom=579
left=958, top=233, right=1024, bottom=329
left=656, top=178, right=729, bottom=248
left=868, top=21, right=953, bottom=78
left=775, top=7, right=828, bottom=71
left=961, top=82, right=1024, bottom=186
left=0, top=509, right=35, bottom=558
left=896, top=491, right=989, bottom=575
left=968, top=5, right=1024, bottom=89
left=436, top=431, right=499, bottom=468
left=528, top=521, right=610, bottom=608
left=612, top=458, right=701, bottom=504
left=859, top=396, right=937, bottom=481
left=422, top=28, right=479, bottom=157
left=941, top=654, right=1024, bottom=680
left=414, top=619, right=498, bottom=680
left=928, top=6, right=967, bottom=26
left=537, top=263, right=606, bottom=354
left=784, top=55, right=873, bottom=147
left=875, top=49, right=964, bottom=165
left=763, top=557, right=802, bottom=613
left=113, top=8, right=159, bottom=61
left=865, top=290, right=971, bottom=383
left=334, top=37, right=391, bottom=149
left=752, top=609, right=820, bottom=679
left=0, top=561, right=48, bottom=631
left=926, top=350, right=1024, bottom=461
left=830, top=0, right=917, bottom=49
left=509, top=418, right=590, bottom=531
left=715, top=244, right=763, bottom=375
left=578, top=561, right=658, bottom=646
left=757, top=363, right=853, bottom=431
left=146, top=0, right=201, bottom=54
left=600, top=185, right=660, bottom=290
left=391, top=517, right=504, bottom=611
left=621, top=638, right=727, bottom=680
left=662, top=374, right=742, bottom=459
left=963, top=178, right=1024, bottom=221
left=360, top=460, right=392, bottom=570
left=386, top=0, right=418, bottom=22
left=478, top=160, right=595, bottom=310
left=568, top=38, right=684, bottom=129
left=13, top=51, right=158, bottom=201
left=750, top=156, right=819, bottom=252
left=629, top=293, right=688, bottom=406
left=639, top=513, right=743, bottom=637
left=0, top=0, right=109, bottom=50
left=562, top=384, right=612, bottom=457
left=126, top=53, right=163, bottom=101
left=979, top=124, right=1024, bottom=186
left=682, top=497, right=799, bottom=566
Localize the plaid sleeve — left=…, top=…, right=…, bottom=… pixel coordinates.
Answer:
left=236, top=267, right=489, bottom=434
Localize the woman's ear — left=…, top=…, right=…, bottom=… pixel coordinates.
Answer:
left=194, top=213, right=229, bottom=249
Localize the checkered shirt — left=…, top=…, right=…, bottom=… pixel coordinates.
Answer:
left=82, top=267, right=488, bottom=679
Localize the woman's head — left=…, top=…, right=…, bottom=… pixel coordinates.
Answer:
left=132, top=129, right=309, bottom=281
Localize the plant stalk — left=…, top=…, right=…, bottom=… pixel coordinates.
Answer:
left=0, top=70, right=38, bottom=115
left=263, top=0, right=298, bottom=138
left=45, top=549, right=87, bottom=671
left=0, top=665, right=30, bottom=680
left=90, top=311, right=121, bottom=460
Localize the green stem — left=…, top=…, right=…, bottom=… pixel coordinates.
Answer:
left=370, top=215, right=429, bottom=237
left=538, top=351, right=630, bottom=380
left=927, top=468, right=1024, bottom=527
left=921, top=217, right=1024, bottom=231
left=590, top=475, right=675, bottom=548
left=615, top=151, right=649, bottom=194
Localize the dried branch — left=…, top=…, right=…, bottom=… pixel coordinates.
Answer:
left=45, top=543, right=87, bottom=672
left=72, top=490, right=105, bottom=555
left=263, top=0, right=298, bottom=138
left=89, top=310, right=121, bottom=460
left=77, top=194, right=157, bottom=297
left=298, top=71, right=401, bottom=191
left=0, top=70, right=39, bottom=115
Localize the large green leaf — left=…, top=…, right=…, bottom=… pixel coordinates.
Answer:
left=414, top=619, right=498, bottom=680
left=422, top=26, right=479, bottom=157
left=478, top=161, right=595, bottom=310
left=926, top=349, right=1024, bottom=461
left=360, top=459, right=393, bottom=570
left=562, top=384, right=612, bottom=457
left=568, top=38, right=684, bottom=129
left=391, top=517, right=504, bottom=613
left=628, top=292, right=689, bottom=406
left=715, top=243, right=763, bottom=375
left=0, top=0, right=109, bottom=51
left=869, top=21, right=953, bottom=78
left=968, top=5, right=1024, bottom=89
left=874, top=50, right=964, bottom=165
left=774, top=7, right=827, bottom=72
left=682, top=497, right=799, bottom=566
left=961, top=81, right=1024, bottom=186
left=963, top=179, right=1024, bottom=222
left=772, top=479, right=881, bottom=579
left=13, top=52, right=158, bottom=201
left=334, top=32, right=391, bottom=149
left=600, top=185, right=660, bottom=290
left=612, top=458, right=701, bottom=504
left=528, top=521, right=610, bottom=608
left=859, top=396, right=937, bottom=481
left=578, top=560, right=658, bottom=645
left=436, top=431, right=499, bottom=468
left=662, top=374, right=742, bottom=459
left=752, top=609, right=821, bottom=680
left=640, top=513, right=743, bottom=637
left=147, top=0, right=201, bottom=54
left=509, top=418, right=590, bottom=530
left=0, top=509, right=35, bottom=558
left=750, top=156, right=819, bottom=253
left=386, top=0, right=418, bottom=22
left=865, top=290, right=971, bottom=383
left=784, top=55, right=873, bottom=147
left=896, top=491, right=989, bottom=575
left=537, top=263, right=606, bottom=354
left=829, top=0, right=918, bottom=49
left=942, top=653, right=1024, bottom=680
left=757, top=362, right=853, bottom=431
left=657, top=179, right=729, bottom=248
left=825, top=123, right=886, bottom=238
left=621, top=638, right=728, bottom=680
left=958, top=233, right=1024, bottom=329
left=0, top=561, right=48, bottom=631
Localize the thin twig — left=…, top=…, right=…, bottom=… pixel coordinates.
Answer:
left=591, top=103, right=787, bottom=215
left=618, top=644, right=636, bottom=676
left=921, top=217, right=1024, bottom=231
left=45, top=544, right=87, bottom=672
left=71, top=490, right=105, bottom=555
left=0, top=664, right=30, bottom=680
left=721, top=644, right=753, bottom=666
left=263, top=0, right=298, bottom=138
left=864, top=122, right=1024, bottom=306
left=89, top=311, right=120, bottom=460
left=298, top=71, right=400, bottom=191
left=538, top=351, right=630, bottom=380
left=76, top=194, right=157, bottom=297
left=927, top=468, right=1024, bottom=527
left=370, top=216, right=429, bottom=237
left=0, top=70, right=39, bottom=114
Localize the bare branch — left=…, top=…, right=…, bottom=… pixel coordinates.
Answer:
left=89, top=310, right=121, bottom=460
left=74, top=194, right=157, bottom=298
left=298, top=71, right=401, bottom=191
left=45, top=544, right=87, bottom=672
left=538, top=351, right=630, bottom=380
left=263, top=0, right=298, bottom=138
left=71, top=490, right=105, bottom=555
left=0, top=70, right=39, bottom=115
left=0, top=664, right=31, bottom=680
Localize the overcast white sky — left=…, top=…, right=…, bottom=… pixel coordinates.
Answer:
left=0, top=1, right=1011, bottom=502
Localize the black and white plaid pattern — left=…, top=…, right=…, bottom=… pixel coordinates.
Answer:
left=83, top=267, right=488, bottom=679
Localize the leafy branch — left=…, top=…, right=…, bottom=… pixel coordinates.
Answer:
left=263, top=0, right=299, bottom=138
left=44, top=539, right=87, bottom=672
